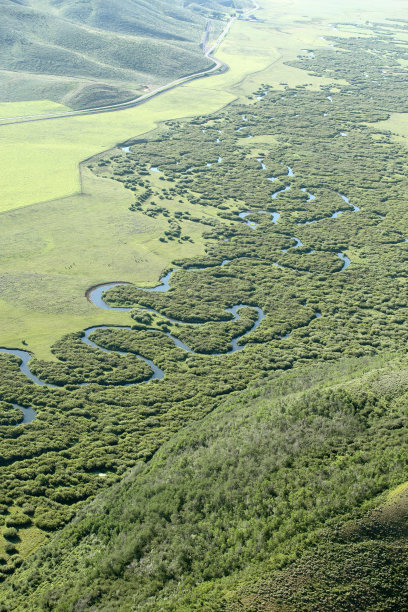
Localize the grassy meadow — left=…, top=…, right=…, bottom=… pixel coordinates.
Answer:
left=0, top=168, right=222, bottom=359
left=1, top=0, right=408, bottom=356
left=0, top=10, right=325, bottom=357
left=0, top=101, right=71, bottom=121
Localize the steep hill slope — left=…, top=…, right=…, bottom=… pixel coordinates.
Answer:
left=0, top=0, right=229, bottom=109
left=2, top=355, right=408, bottom=610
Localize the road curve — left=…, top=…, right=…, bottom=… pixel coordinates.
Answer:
left=0, top=2, right=259, bottom=128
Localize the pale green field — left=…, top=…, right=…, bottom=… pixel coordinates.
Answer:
left=373, top=113, right=408, bottom=143
left=0, top=168, right=224, bottom=359
left=0, top=12, right=351, bottom=214
left=0, top=85, right=228, bottom=213
left=0, top=100, right=71, bottom=120
left=1, top=0, right=406, bottom=358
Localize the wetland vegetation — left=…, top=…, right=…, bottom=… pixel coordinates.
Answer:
left=1, top=7, right=408, bottom=610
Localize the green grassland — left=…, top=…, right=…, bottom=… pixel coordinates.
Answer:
left=0, top=166, right=222, bottom=360
left=0, top=101, right=71, bottom=120
left=373, top=112, right=408, bottom=144
left=0, top=1, right=392, bottom=359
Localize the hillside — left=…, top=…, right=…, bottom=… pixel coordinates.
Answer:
left=2, top=355, right=408, bottom=610
left=1, top=4, right=408, bottom=610
left=0, top=0, right=230, bottom=109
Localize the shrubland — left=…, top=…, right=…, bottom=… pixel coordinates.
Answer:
left=1, top=355, right=408, bottom=610
left=0, top=16, right=408, bottom=609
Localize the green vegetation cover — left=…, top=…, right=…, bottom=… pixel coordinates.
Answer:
left=0, top=0, right=227, bottom=109
left=1, top=5, right=408, bottom=611
left=2, top=356, right=408, bottom=610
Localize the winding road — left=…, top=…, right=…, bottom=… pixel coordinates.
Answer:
left=0, top=2, right=259, bottom=128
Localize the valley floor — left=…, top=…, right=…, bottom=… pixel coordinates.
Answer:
left=1, top=0, right=408, bottom=609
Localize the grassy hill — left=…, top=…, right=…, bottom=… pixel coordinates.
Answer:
left=0, top=0, right=230, bottom=109
left=2, top=354, right=408, bottom=610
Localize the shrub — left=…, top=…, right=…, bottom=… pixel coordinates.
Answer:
left=3, top=528, right=17, bottom=541
left=5, top=514, right=31, bottom=528
left=4, top=543, right=17, bottom=555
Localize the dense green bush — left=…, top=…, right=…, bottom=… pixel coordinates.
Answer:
left=1, top=18, right=408, bottom=609
left=5, top=515, right=31, bottom=529
left=2, top=529, right=17, bottom=542
left=2, top=355, right=408, bottom=609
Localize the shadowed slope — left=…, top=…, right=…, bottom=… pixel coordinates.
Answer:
left=0, top=0, right=227, bottom=108
left=3, top=356, right=408, bottom=610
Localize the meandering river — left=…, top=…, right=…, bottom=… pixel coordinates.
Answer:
left=0, top=174, right=359, bottom=422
